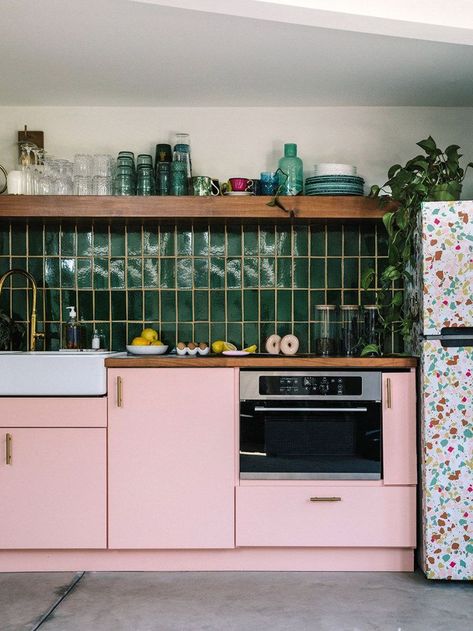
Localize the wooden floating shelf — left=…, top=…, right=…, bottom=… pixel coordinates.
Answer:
left=0, top=195, right=394, bottom=220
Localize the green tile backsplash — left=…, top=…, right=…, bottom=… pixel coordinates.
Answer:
left=0, top=220, right=396, bottom=353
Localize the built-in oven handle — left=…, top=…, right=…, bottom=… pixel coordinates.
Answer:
left=253, top=406, right=368, bottom=413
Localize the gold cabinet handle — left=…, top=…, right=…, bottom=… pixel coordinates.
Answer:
left=117, top=376, right=123, bottom=408
left=5, top=433, right=12, bottom=465
left=309, top=496, right=341, bottom=502
left=386, top=377, right=392, bottom=409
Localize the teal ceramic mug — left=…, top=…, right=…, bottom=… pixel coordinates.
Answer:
left=191, top=176, right=220, bottom=196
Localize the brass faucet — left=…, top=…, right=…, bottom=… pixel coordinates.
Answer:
left=0, top=269, right=45, bottom=351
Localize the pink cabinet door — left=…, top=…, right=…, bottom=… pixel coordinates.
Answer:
left=0, top=429, right=106, bottom=549
left=383, top=372, right=417, bottom=485
left=108, top=368, right=236, bottom=549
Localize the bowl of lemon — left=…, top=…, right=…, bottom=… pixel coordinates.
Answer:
left=126, top=328, right=169, bottom=355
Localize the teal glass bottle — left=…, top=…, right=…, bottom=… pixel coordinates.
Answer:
left=278, top=143, right=303, bottom=195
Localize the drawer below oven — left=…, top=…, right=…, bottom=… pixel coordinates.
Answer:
left=236, top=485, right=416, bottom=548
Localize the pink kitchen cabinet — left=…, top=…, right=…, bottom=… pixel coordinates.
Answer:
left=108, top=368, right=236, bottom=549
left=0, top=428, right=106, bottom=549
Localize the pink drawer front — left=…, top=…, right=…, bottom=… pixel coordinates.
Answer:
left=236, top=486, right=416, bottom=548
left=0, top=397, right=107, bottom=428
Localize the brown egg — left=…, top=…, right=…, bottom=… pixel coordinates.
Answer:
left=188, top=342, right=196, bottom=350
left=177, top=341, right=186, bottom=350
left=199, top=342, right=208, bottom=350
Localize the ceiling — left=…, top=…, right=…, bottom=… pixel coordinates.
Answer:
left=2, top=0, right=473, bottom=106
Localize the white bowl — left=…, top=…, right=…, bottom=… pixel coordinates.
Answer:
left=314, top=163, right=357, bottom=176
left=126, top=344, right=169, bottom=355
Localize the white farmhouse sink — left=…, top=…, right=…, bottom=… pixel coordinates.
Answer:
left=0, top=351, right=125, bottom=396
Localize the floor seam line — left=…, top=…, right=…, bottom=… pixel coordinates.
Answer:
left=30, top=571, right=85, bottom=631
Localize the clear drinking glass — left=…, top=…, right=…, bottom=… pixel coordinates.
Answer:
left=55, top=160, right=73, bottom=195
left=73, top=154, right=93, bottom=177
left=314, top=305, right=337, bottom=356
left=363, top=305, right=381, bottom=353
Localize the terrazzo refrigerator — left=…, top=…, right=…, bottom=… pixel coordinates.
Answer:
left=417, top=200, right=473, bottom=580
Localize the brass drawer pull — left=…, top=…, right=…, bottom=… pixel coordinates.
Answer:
left=6, top=433, right=12, bottom=465
left=386, top=377, right=392, bottom=409
left=309, top=496, right=341, bottom=502
left=117, top=376, right=123, bottom=408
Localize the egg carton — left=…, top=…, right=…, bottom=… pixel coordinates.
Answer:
left=176, top=343, right=210, bottom=356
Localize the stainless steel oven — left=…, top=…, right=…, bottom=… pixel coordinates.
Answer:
left=240, top=371, right=382, bottom=480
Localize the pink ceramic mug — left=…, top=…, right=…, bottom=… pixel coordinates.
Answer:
left=228, top=177, right=253, bottom=192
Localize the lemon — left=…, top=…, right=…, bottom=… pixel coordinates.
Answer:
left=150, top=340, right=164, bottom=346
left=141, top=328, right=158, bottom=342
left=243, top=344, right=257, bottom=353
left=211, top=340, right=237, bottom=354
left=222, top=342, right=237, bottom=351
left=131, top=337, right=150, bottom=346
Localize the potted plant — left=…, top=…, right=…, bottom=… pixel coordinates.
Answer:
left=361, top=136, right=473, bottom=355
left=0, top=309, right=25, bottom=350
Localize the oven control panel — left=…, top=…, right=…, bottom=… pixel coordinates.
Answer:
left=259, top=375, right=362, bottom=396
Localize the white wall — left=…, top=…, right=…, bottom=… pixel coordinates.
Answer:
left=2, top=106, right=473, bottom=197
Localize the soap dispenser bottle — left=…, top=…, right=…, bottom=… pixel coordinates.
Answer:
left=64, top=306, right=82, bottom=349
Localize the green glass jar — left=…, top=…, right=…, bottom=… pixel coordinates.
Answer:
left=136, top=165, right=155, bottom=196
left=278, top=143, right=303, bottom=195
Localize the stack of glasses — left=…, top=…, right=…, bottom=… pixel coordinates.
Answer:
left=113, top=152, right=156, bottom=196
left=305, top=163, right=364, bottom=196
left=73, top=154, right=114, bottom=195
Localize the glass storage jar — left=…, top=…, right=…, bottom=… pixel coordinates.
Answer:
left=340, top=305, right=360, bottom=357
left=314, top=305, right=337, bottom=356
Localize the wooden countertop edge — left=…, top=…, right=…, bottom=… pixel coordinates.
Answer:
left=105, top=356, right=418, bottom=368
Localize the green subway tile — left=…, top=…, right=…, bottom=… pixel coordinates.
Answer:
left=260, top=321, right=276, bottom=344
left=226, top=225, right=242, bottom=256
left=360, top=257, right=375, bottom=284
left=293, top=226, right=308, bottom=256
left=177, top=227, right=193, bottom=256
left=160, top=324, right=176, bottom=346
left=194, top=258, right=209, bottom=288
left=243, top=322, right=259, bottom=348
left=194, top=322, right=210, bottom=344
left=60, top=223, right=76, bottom=256
left=76, top=259, right=92, bottom=289
left=244, top=289, right=258, bottom=321
left=276, top=258, right=292, bottom=288
left=177, top=323, right=193, bottom=344
left=343, top=258, right=359, bottom=289
left=0, top=228, right=9, bottom=256
left=160, top=258, right=175, bottom=289
left=77, top=226, right=93, bottom=256
left=360, top=290, right=376, bottom=306
left=327, top=226, right=342, bottom=256
left=44, top=289, right=60, bottom=321
left=0, top=257, right=10, bottom=276
left=360, top=227, right=376, bottom=256
left=277, top=322, right=292, bottom=338
left=178, top=291, right=193, bottom=322
left=260, top=258, right=275, bottom=287
left=11, top=223, right=26, bottom=255
left=327, top=258, right=341, bottom=288
left=227, top=322, right=242, bottom=348
left=259, top=225, right=275, bottom=255
left=78, top=291, right=93, bottom=321
left=260, top=290, right=275, bottom=321
left=111, top=290, right=126, bottom=320
left=47, top=322, right=61, bottom=350
left=243, top=228, right=258, bottom=255
left=293, top=322, right=309, bottom=353
left=227, top=258, right=242, bottom=289
left=161, top=291, right=176, bottom=322
left=127, top=322, right=143, bottom=341
left=60, top=258, right=76, bottom=288
left=310, top=290, right=326, bottom=317
left=309, top=322, right=318, bottom=353
left=277, top=290, right=292, bottom=321
left=111, top=224, right=126, bottom=256
left=94, top=291, right=110, bottom=321
left=210, top=258, right=225, bottom=289
left=377, top=258, right=389, bottom=286
left=276, top=226, right=291, bottom=256
left=226, top=290, right=242, bottom=322
left=343, top=290, right=359, bottom=305
left=310, top=227, right=325, bottom=256
left=293, top=258, right=309, bottom=288
left=10, top=258, right=27, bottom=286
left=377, top=226, right=388, bottom=257
left=45, top=223, right=60, bottom=255
left=61, top=290, right=76, bottom=316
left=344, top=225, right=360, bottom=256
left=127, top=224, right=142, bottom=256
left=28, top=225, right=44, bottom=256
left=210, top=290, right=225, bottom=321
left=243, top=258, right=258, bottom=288
left=210, top=227, right=225, bottom=256
left=110, top=258, right=125, bottom=289
left=159, top=227, right=175, bottom=256
left=210, top=322, right=226, bottom=344
left=144, top=290, right=158, bottom=321
left=28, top=258, right=44, bottom=286
left=0, top=288, right=8, bottom=312
left=326, top=290, right=341, bottom=305
left=128, top=290, right=143, bottom=321
left=111, top=321, right=126, bottom=351
left=193, top=228, right=209, bottom=256
left=127, top=258, right=143, bottom=287
left=144, top=258, right=158, bottom=288
left=310, top=259, right=325, bottom=289
left=93, top=224, right=109, bottom=256
left=143, top=224, right=158, bottom=255
left=293, top=290, right=308, bottom=321
left=11, top=289, right=26, bottom=320
left=177, top=258, right=193, bottom=288
left=97, top=323, right=110, bottom=349
left=194, top=290, right=209, bottom=321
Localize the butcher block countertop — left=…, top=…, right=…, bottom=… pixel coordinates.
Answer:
left=105, top=355, right=417, bottom=368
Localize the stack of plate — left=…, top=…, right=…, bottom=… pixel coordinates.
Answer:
left=306, top=163, right=364, bottom=196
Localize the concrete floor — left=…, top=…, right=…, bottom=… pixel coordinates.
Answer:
left=1, top=570, right=472, bottom=631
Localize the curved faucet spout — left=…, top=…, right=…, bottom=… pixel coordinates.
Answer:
left=0, top=268, right=44, bottom=351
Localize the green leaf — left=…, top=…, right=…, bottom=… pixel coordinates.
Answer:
left=392, top=292, right=403, bottom=306
left=369, top=184, right=380, bottom=198
left=417, top=136, right=437, bottom=154
left=360, top=344, right=380, bottom=357
left=382, top=212, right=395, bottom=237
left=361, top=268, right=375, bottom=290
left=387, top=164, right=402, bottom=179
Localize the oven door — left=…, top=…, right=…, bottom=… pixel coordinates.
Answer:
left=240, top=400, right=382, bottom=480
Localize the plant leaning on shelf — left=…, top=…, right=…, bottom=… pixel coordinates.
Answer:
left=266, top=168, right=295, bottom=217
left=360, top=135, right=473, bottom=357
